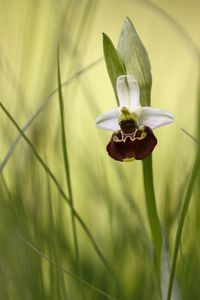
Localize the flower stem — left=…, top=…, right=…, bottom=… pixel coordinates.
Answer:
left=142, top=155, right=162, bottom=294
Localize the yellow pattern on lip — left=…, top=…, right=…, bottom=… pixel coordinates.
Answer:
left=113, top=129, right=147, bottom=143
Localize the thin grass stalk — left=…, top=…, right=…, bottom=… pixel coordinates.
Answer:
left=65, top=0, right=97, bottom=75
left=57, top=48, right=84, bottom=298
left=0, top=57, right=103, bottom=173
left=167, top=61, right=200, bottom=300
left=46, top=165, right=69, bottom=299
left=0, top=102, right=118, bottom=283
left=17, top=232, right=116, bottom=300
left=142, top=155, right=162, bottom=294
left=167, top=146, right=200, bottom=300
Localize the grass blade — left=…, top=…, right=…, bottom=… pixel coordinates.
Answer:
left=0, top=58, right=103, bottom=173
left=0, top=102, right=118, bottom=285
left=167, top=136, right=200, bottom=300
left=17, top=232, right=117, bottom=300
left=57, top=47, right=84, bottom=298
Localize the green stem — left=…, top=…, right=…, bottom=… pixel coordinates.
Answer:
left=167, top=153, right=200, bottom=300
left=142, top=155, right=162, bottom=293
left=57, top=48, right=81, bottom=278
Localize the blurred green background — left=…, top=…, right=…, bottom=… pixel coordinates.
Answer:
left=0, top=0, right=200, bottom=299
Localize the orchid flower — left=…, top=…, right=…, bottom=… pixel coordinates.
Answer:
left=96, top=74, right=174, bottom=162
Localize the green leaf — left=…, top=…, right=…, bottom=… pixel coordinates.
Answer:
left=103, top=33, right=126, bottom=104
left=117, top=17, right=152, bottom=106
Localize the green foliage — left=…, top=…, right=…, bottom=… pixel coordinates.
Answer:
left=0, top=1, right=200, bottom=300
left=103, top=33, right=126, bottom=103
left=117, top=17, right=152, bottom=106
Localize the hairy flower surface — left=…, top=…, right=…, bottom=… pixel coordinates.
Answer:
left=96, top=75, right=174, bottom=161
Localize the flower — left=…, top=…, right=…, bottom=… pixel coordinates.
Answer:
left=96, top=74, right=174, bottom=162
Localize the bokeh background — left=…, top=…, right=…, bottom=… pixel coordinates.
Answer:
left=0, top=0, right=200, bottom=299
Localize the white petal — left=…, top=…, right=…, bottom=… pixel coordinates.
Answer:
left=116, top=75, right=141, bottom=113
left=138, top=107, right=174, bottom=130
left=96, top=108, right=120, bottom=131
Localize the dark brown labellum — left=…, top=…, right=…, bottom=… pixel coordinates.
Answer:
left=106, top=126, right=157, bottom=161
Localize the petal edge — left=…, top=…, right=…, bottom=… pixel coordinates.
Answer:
left=139, top=107, right=174, bottom=129
left=96, top=108, right=120, bottom=131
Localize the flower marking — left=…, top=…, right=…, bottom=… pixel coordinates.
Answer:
left=96, top=75, right=174, bottom=161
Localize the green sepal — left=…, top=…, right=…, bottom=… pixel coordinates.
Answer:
left=117, top=17, right=152, bottom=106
left=103, top=33, right=126, bottom=104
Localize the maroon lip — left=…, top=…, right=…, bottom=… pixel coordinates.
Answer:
left=106, top=126, right=157, bottom=161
